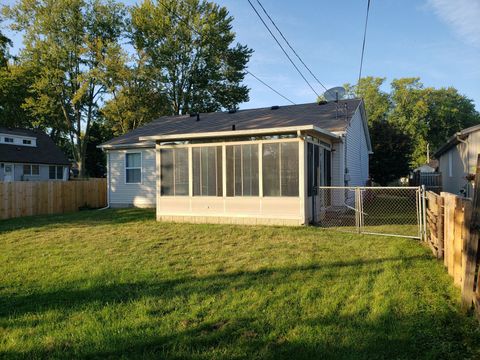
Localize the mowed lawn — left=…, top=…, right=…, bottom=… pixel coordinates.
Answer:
left=1, top=210, right=479, bottom=359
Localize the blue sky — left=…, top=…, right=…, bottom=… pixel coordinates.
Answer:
left=3, top=0, right=480, bottom=110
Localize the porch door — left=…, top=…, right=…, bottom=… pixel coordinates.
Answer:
left=308, top=143, right=321, bottom=223
left=4, top=163, right=14, bottom=182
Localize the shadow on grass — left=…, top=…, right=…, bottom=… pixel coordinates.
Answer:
left=0, top=208, right=155, bottom=234
left=0, top=255, right=430, bottom=320
left=3, top=254, right=474, bottom=359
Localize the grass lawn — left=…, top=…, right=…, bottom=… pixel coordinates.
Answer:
left=1, top=209, right=479, bottom=359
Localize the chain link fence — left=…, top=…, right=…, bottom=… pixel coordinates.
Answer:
left=316, top=187, right=423, bottom=239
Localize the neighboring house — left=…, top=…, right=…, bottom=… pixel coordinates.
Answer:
left=434, top=124, right=480, bottom=198
left=0, top=128, right=70, bottom=182
left=99, top=99, right=372, bottom=225
left=413, top=159, right=438, bottom=174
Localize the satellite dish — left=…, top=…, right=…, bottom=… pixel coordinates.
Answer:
left=323, top=86, right=346, bottom=102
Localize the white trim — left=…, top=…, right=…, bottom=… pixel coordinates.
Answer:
left=139, top=125, right=340, bottom=142
left=125, top=151, right=142, bottom=184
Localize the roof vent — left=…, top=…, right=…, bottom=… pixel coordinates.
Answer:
left=196, top=114, right=200, bottom=122
left=232, top=124, right=236, bottom=131
left=271, top=105, right=280, bottom=110
left=228, top=109, right=236, bottom=114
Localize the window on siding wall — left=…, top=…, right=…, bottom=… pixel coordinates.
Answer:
left=448, top=151, right=453, bottom=177
left=23, top=164, right=39, bottom=176
left=263, top=142, right=299, bottom=196
left=226, top=144, right=259, bottom=196
left=160, top=148, right=189, bottom=196
left=49, top=166, right=63, bottom=180
left=192, top=146, right=222, bottom=196
left=125, top=153, right=141, bottom=184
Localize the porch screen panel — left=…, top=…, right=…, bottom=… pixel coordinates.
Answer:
left=160, top=149, right=174, bottom=195
left=263, top=142, right=299, bottom=197
left=193, top=146, right=223, bottom=196
left=262, top=143, right=280, bottom=196
left=226, top=144, right=259, bottom=196
left=281, top=142, right=299, bottom=196
left=160, top=148, right=188, bottom=196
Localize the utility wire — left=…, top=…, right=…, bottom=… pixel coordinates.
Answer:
left=246, top=71, right=295, bottom=105
left=255, top=0, right=328, bottom=92
left=246, top=0, right=320, bottom=98
left=157, top=0, right=296, bottom=105
left=358, top=0, right=371, bottom=84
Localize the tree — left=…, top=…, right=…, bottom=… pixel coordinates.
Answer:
left=4, top=0, right=127, bottom=177
left=0, top=64, right=37, bottom=128
left=101, top=53, right=168, bottom=135
left=344, top=76, right=390, bottom=125
left=369, top=121, right=412, bottom=185
left=84, top=121, right=113, bottom=177
left=0, top=18, right=12, bottom=67
left=129, top=0, right=252, bottom=115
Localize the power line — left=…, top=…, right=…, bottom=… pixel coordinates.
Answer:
left=157, top=0, right=296, bottom=105
left=358, top=0, right=371, bottom=84
left=246, top=71, right=295, bottom=105
left=255, top=0, right=328, bottom=92
left=246, top=0, right=320, bottom=98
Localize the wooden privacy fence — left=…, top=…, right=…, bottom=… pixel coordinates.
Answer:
left=425, top=156, right=480, bottom=312
left=0, top=179, right=107, bottom=220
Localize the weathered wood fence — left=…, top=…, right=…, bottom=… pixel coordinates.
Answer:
left=425, top=155, right=480, bottom=312
left=0, top=179, right=107, bottom=220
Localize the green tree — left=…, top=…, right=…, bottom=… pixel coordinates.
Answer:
left=4, top=0, right=127, bottom=177
left=85, top=121, right=113, bottom=177
left=344, top=76, right=390, bottom=125
left=130, top=0, right=252, bottom=115
left=370, top=121, right=412, bottom=185
left=101, top=53, right=168, bottom=135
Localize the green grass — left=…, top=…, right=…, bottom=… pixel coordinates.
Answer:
left=0, top=209, right=479, bottom=359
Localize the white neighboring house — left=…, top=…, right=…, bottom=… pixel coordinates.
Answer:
left=99, top=99, right=372, bottom=226
left=434, top=124, right=480, bottom=198
left=0, top=128, right=70, bottom=182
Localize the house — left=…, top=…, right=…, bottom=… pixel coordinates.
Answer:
left=99, top=99, right=372, bottom=225
left=0, top=128, right=70, bottom=182
left=434, top=124, right=480, bottom=197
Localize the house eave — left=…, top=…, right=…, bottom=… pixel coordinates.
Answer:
left=138, top=125, right=341, bottom=143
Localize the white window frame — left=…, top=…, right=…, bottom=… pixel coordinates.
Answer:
left=125, top=152, right=142, bottom=184
left=23, top=164, right=40, bottom=176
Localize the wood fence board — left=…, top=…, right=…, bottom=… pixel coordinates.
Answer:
left=0, top=179, right=107, bottom=220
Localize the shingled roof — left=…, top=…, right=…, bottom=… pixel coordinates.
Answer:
left=0, top=128, right=70, bottom=165
left=100, top=99, right=363, bottom=148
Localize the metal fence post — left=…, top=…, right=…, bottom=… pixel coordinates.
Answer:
left=355, top=187, right=361, bottom=233
left=421, top=185, right=427, bottom=241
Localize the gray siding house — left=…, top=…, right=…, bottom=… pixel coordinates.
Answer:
left=0, top=128, right=70, bottom=182
left=434, top=124, right=480, bottom=198
left=100, top=99, right=372, bottom=225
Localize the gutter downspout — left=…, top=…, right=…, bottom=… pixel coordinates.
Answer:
left=98, top=150, right=111, bottom=211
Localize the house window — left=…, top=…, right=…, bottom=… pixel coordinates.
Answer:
left=4, top=137, right=13, bottom=143
left=125, top=153, right=142, bottom=184
left=263, top=142, right=299, bottom=197
left=226, top=144, right=259, bottom=196
left=23, top=164, right=39, bottom=176
left=23, top=139, right=32, bottom=145
left=192, top=146, right=222, bottom=196
left=160, top=148, right=189, bottom=196
left=49, top=166, right=64, bottom=180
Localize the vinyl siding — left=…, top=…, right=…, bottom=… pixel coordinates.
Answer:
left=345, top=107, right=369, bottom=186
left=0, top=163, right=67, bottom=181
left=438, top=130, right=480, bottom=197
left=331, top=141, right=344, bottom=186
left=108, top=148, right=156, bottom=207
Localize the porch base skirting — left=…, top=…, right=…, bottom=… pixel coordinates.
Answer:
left=156, top=214, right=304, bottom=226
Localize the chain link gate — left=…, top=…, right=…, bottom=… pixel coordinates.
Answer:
left=315, top=186, right=426, bottom=239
